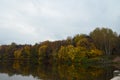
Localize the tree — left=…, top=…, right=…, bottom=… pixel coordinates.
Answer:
left=90, top=27, right=118, bottom=55
left=38, top=45, right=52, bottom=63
left=58, top=45, right=76, bottom=62
left=14, top=49, right=22, bottom=59
left=73, top=34, right=95, bottom=49
left=21, top=45, right=31, bottom=60
left=38, top=45, right=47, bottom=60
left=57, top=45, right=102, bottom=62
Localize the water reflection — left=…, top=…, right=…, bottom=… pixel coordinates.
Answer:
left=0, top=60, right=118, bottom=80
left=0, top=73, right=38, bottom=80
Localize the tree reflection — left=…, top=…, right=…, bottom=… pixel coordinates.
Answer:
left=0, top=60, right=115, bottom=80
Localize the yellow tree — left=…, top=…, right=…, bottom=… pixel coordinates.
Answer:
left=58, top=45, right=76, bottom=62
left=38, top=45, right=48, bottom=61
left=14, top=49, right=23, bottom=59
left=21, top=45, right=31, bottom=60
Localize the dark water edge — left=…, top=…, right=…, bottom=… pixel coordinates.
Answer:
left=0, top=60, right=119, bottom=80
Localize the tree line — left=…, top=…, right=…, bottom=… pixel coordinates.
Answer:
left=0, top=27, right=120, bottom=63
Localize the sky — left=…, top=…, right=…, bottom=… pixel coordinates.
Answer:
left=0, top=0, right=120, bottom=45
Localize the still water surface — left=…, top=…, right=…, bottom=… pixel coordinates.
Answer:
left=0, top=73, right=39, bottom=80
left=0, top=61, right=119, bottom=80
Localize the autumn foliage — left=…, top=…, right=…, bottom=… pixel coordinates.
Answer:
left=0, top=27, right=119, bottom=63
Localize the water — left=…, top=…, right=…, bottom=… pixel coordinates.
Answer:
left=0, top=60, right=119, bottom=80
left=0, top=73, right=39, bottom=80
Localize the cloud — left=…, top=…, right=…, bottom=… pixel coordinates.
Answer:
left=0, top=0, right=120, bottom=44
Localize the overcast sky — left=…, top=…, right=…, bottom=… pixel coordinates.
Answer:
left=0, top=0, right=120, bottom=44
